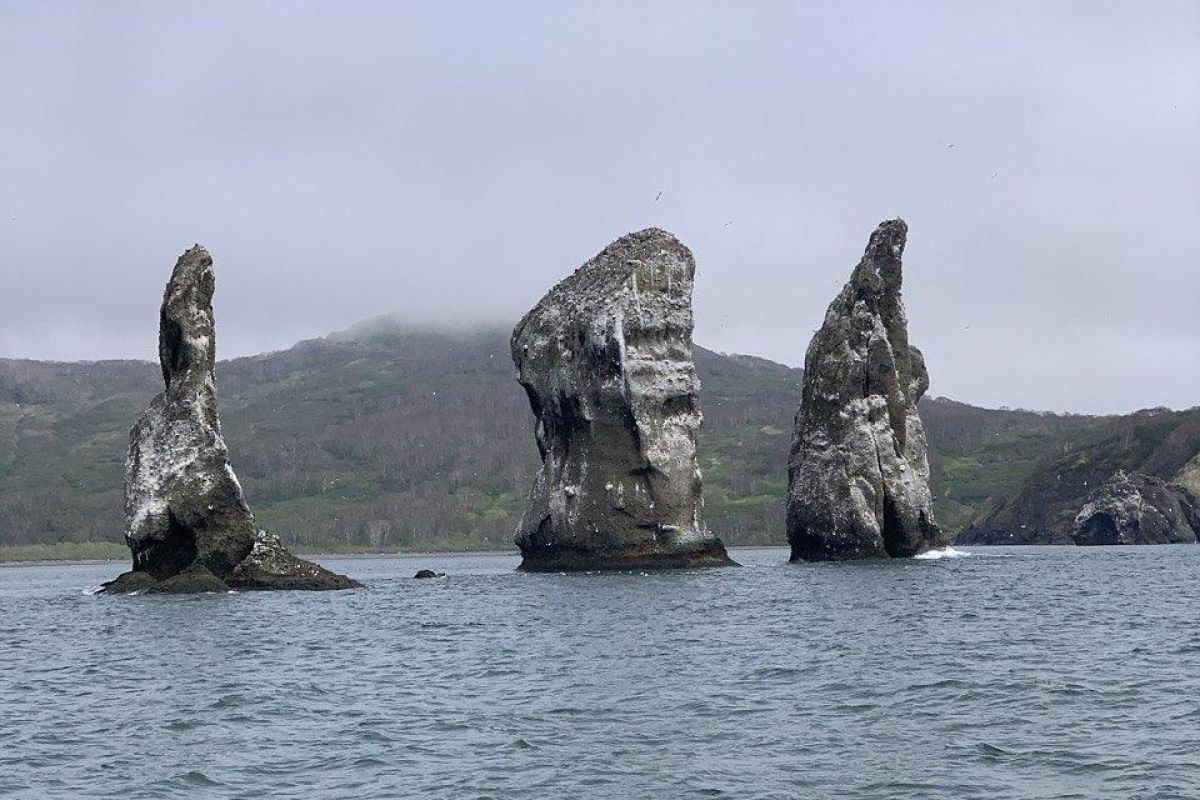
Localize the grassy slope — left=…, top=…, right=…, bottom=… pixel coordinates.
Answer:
left=920, top=399, right=1111, bottom=534
left=0, top=322, right=1139, bottom=559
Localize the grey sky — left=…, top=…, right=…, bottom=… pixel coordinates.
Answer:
left=1, top=1, right=1196, bottom=414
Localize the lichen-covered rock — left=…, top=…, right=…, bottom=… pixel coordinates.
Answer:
left=787, top=219, right=946, bottom=561
left=1072, top=470, right=1200, bottom=545
left=511, top=228, right=735, bottom=571
left=101, top=246, right=359, bottom=593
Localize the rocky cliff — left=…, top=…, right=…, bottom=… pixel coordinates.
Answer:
left=957, top=407, right=1200, bottom=544
left=786, top=219, right=946, bottom=560
left=511, top=229, right=735, bottom=570
left=1071, top=470, right=1200, bottom=545
left=101, top=246, right=358, bottom=593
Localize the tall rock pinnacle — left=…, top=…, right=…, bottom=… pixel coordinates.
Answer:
left=511, top=228, right=735, bottom=571
left=786, top=219, right=946, bottom=560
left=101, top=246, right=359, bottom=593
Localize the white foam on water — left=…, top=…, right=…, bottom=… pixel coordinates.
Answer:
left=914, top=546, right=971, bottom=560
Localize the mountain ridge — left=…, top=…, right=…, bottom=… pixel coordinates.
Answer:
left=1, top=320, right=1194, bottom=554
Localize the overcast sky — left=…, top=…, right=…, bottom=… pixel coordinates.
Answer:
left=1, top=1, right=1196, bottom=414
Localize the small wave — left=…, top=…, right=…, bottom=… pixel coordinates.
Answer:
left=752, top=666, right=804, bottom=679
left=914, top=547, right=971, bottom=560
left=178, top=771, right=220, bottom=787
left=905, top=678, right=968, bottom=691
left=976, top=742, right=1014, bottom=758
left=546, top=707, right=588, bottom=716
left=209, top=694, right=245, bottom=710
left=164, top=719, right=203, bottom=732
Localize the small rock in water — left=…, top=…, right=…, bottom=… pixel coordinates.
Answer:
left=100, top=246, right=359, bottom=594
left=413, top=569, right=444, bottom=579
left=510, top=228, right=736, bottom=572
left=787, top=219, right=946, bottom=561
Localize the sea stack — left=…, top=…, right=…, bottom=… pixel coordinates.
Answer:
left=1072, top=470, right=1199, bottom=545
left=511, top=228, right=735, bottom=571
left=101, top=246, right=359, bottom=593
left=786, top=219, right=946, bottom=561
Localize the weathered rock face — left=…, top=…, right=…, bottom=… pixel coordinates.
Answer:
left=787, top=219, right=946, bottom=561
left=1072, top=470, right=1200, bottom=545
left=101, top=246, right=358, bottom=593
left=511, top=228, right=735, bottom=571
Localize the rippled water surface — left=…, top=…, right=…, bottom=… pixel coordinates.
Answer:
left=2, top=546, right=1199, bottom=799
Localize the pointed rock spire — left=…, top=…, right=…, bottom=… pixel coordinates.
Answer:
left=102, top=246, right=358, bottom=593
left=787, top=219, right=946, bottom=560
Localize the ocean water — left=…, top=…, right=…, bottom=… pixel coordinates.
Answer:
left=2, top=546, right=1198, bottom=800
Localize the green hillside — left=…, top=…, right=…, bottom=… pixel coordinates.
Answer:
left=920, top=399, right=1113, bottom=534
left=0, top=321, right=1131, bottom=558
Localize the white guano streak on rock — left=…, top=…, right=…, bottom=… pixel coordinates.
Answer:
left=511, top=228, right=721, bottom=560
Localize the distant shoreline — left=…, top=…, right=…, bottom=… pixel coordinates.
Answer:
left=0, top=558, right=125, bottom=568
left=0, top=547, right=520, bottom=568
left=0, top=544, right=804, bottom=568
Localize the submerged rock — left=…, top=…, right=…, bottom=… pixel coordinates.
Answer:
left=787, top=219, right=946, bottom=560
left=511, top=228, right=735, bottom=571
left=413, top=569, right=444, bottom=579
left=1072, top=470, right=1200, bottom=545
left=101, top=246, right=358, bottom=594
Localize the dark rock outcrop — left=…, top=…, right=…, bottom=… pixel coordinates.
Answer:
left=414, top=569, right=444, bottom=579
left=511, top=228, right=735, bottom=571
left=101, top=246, right=359, bottom=593
left=787, top=219, right=946, bottom=560
left=228, top=530, right=358, bottom=590
left=956, top=407, right=1200, bottom=545
left=1071, top=470, right=1199, bottom=545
